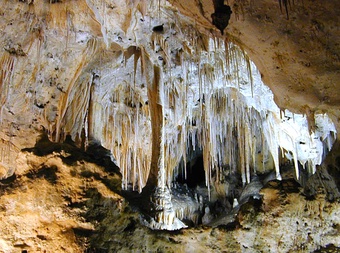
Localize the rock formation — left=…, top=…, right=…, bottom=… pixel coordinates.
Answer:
left=0, top=0, right=339, bottom=252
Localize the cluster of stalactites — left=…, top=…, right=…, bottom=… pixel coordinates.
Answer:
left=0, top=54, right=15, bottom=121
left=93, top=59, right=152, bottom=192
left=200, top=88, right=265, bottom=187
left=33, top=0, right=335, bottom=194
left=154, top=32, right=336, bottom=194
left=36, top=0, right=263, bottom=192
left=156, top=35, right=262, bottom=192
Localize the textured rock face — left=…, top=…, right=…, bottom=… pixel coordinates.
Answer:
left=0, top=0, right=340, bottom=250
left=0, top=142, right=339, bottom=252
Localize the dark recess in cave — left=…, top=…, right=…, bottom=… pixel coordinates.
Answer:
left=211, top=0, right=232, bottom=35
left=177, top=155, right=206, bottom=188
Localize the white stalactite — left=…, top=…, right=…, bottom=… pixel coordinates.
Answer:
left=79, top=2, right=337, bottom=197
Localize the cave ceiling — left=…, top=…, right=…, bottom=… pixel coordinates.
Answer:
left=170, top=0, right=340, bottom=127
left=0, top=0, right=338, bottom=146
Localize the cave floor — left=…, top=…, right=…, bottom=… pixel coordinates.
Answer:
left=0, top=143, right=340, bottom=253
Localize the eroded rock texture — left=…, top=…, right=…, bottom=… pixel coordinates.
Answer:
left=0, top=138, right=339, bottom=252
left=0, top=0, right=339, bottom=251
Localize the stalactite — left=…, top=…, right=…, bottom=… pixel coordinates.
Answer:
left=0, top=54, right=15, bottom=123
left=278, top=0, right=291, bottom=19
left=61, top=73, right=92, bottom=140
left=54, top=38, right=98, bottom=142
left=0, top=137, right=19, bottom=179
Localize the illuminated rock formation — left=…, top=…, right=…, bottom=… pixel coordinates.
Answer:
left=0, top=0, right=339, bottom=234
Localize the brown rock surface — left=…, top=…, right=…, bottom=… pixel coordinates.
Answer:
left=0, top=142, right=339, bottom=252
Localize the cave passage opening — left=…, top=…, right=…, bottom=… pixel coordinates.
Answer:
left=176, top=155, right=206, bottom=188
